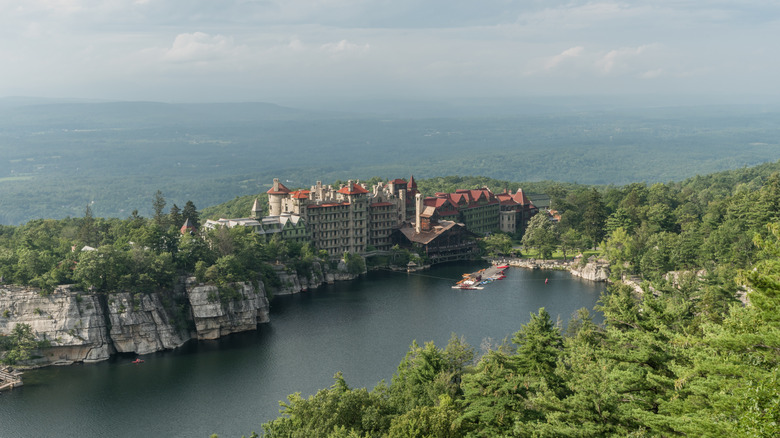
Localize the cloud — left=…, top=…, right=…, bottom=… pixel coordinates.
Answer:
left=545, top=46, right=585, bottom=70
left=320, top=39, right=370, bottom=54
left=597, top=45, right=653, bottom=74
left=163, top=32, right=241, bottom=63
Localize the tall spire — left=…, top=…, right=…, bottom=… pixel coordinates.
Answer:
left=408, top=175, right=417, bottom=189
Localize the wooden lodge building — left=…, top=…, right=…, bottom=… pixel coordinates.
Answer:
left=393, top=194, right=479, bottom=264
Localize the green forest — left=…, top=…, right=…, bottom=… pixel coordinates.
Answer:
left=2, top=157, right=780, bottom=435
left=254, top=164, right=780, bottom=437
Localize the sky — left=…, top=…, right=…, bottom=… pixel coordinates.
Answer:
left=1, top=0, right=779, bottom=105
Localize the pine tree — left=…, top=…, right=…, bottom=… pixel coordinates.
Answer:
left=182, top=200, right=200, bottom=229
left=152, top=190, right=167, bottom=227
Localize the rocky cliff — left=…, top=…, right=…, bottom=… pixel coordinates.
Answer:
left=269, top=260, right=359, bottom=296
left=497, top=257, right=609, bottom=282
left=107, top=291, right=191, bottom=354
left=186, top=280, right=270, bottom=340
left=0, top=258, right=362, bottom=366
left=1, top=278, right=270, bottom=366
left=0, top=285, right=113, bottom=366
left=569, top=260, right=610, bottom=282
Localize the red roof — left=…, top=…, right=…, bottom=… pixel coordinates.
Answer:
left=496, top=193, right=518, bottom=206
left=337, top=184, right=369, bottom=195
left=408, top=175, right=417, bottom=188
left=391, top=178, right=407, bottom=185
left=512, top=189, right=532, bottom=205
left=307, top=202, right=350, bottom=209
left=290, top=190, right=310, bottom=199
left=267, top=181, right=291, bottom=195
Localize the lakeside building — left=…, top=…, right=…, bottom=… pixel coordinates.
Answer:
left=265, top=178, right=417, bottom=256
left=392, top=194, right=479, bottom=263
left=424, top=187, right=538, bottom=236
left=205, top=177, right=537, bottom=261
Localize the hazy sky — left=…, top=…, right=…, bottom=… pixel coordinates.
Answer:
left=1, top=0, right=778, bottom=104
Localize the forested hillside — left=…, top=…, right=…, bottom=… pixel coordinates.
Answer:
left=2, top=99, right=779, bottom=224
left=255, top=165, right=780, bottom=437
left=2, top=157, right=780, bottom=435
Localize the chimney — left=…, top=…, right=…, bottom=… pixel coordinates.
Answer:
left=415, top=193, right=422, bottom=234
left=400, top=189, right=406, bottom=222
left=272, top=178, right=279, bottom=191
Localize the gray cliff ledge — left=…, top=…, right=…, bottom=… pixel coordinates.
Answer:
left=0, top=261, right=359, bottom=367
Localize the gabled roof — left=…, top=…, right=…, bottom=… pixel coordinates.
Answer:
left=290, top=190, right=310, bottom=199
left=420, top=206, right=437, bottom=218
left=398, top=220, right=459, bottom=245
left=512, top=188, right=532, bottom=206
left=337, top=183, right=369, bottom=195
left=266, top=181, right=291, bottom=195
left=391, top=178, right=407, bottom=185
left=496, top=193, right=518, bottom=206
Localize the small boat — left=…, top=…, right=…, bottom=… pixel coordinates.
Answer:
left=132, top=358, right=144, bottom=364
left=496, top=265, right=509, bottom=269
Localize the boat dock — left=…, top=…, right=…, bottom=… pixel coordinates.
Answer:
left=453, top=264, right=508, bottom=290
left=0, top=368, right=23, bottom=392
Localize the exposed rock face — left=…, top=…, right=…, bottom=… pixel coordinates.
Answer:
left=497, top=257, right=609, bottom=282
left=570, top=261, right=610, bottom=282
left=2, top=259, right=362, bottom=367
left=186, top=280, right=270, bottom=340
left=0, top=285, right=113, bottom=366
left=269, top=260, right=358, bottom=295
left=272, top=265, right=307, bottom=296
left=107, top=292, right=191, bottom=354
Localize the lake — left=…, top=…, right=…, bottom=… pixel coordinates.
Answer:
left=0, top=262, right=605, bottom=437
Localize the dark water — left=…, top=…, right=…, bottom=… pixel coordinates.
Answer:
left=0, top=262, right=604, bottom=437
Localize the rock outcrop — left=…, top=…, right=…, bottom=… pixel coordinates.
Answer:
left=186, top=280, right=269, bottom=340
left=0, top=285, right=113, bottom=366
left=107, top=291, right=191, bottom=354
left=1, top=257, right=364, bottom=367
left=268, top=260, right=359, bottom=295
left=570, top=260, right=610, bottom=282
left=495, top=257, right=609, bottom=282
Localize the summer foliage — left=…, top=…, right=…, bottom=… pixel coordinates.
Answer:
left=256, top=166, right=780, bottom=436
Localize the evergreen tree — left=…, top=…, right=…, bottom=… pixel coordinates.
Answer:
left=182, top=200, right=200, bottom=229
left=169, top=204, right=182, bottom=229
left=152, top=190, right=167, bottom=227
left=77, top=204, right=98, bottom=247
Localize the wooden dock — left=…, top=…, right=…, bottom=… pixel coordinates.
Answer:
left=0, top=368, right=23, bottom=391
left=453, top=264, right=508, bottom=289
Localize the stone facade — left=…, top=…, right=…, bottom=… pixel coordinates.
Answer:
left=265, top=177, right=417, bottom=255
left=213, top=177, right=537, bottom=256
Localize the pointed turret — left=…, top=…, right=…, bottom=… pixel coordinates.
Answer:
left=408, top=175, right=417, bottom=189
left=180, top=218, right=197, bottom=235
left=512, top=188, right=531, bottom=206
